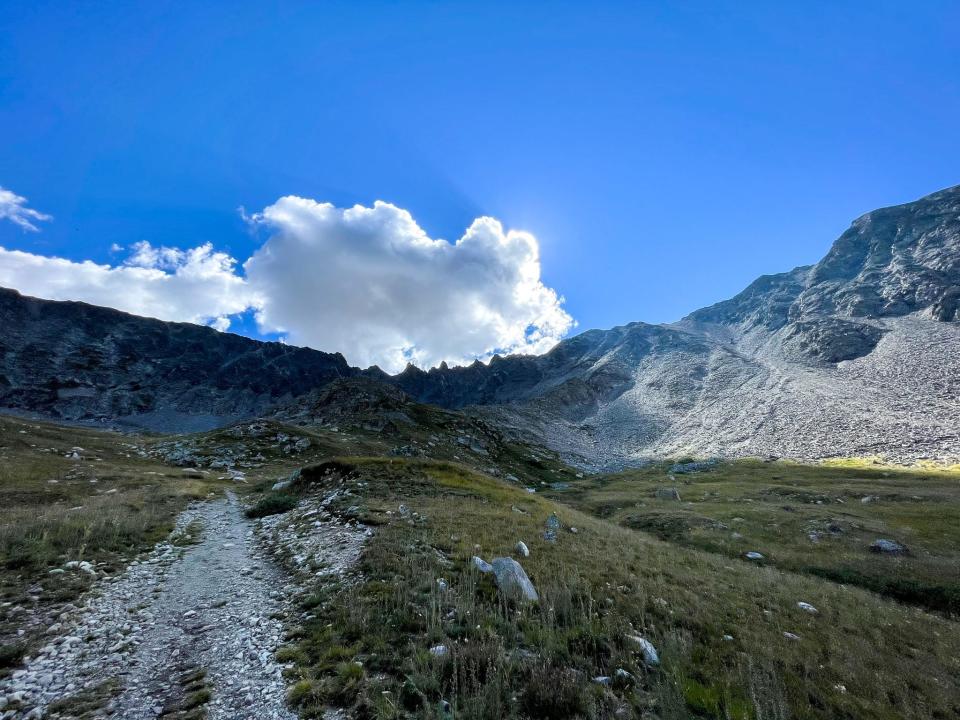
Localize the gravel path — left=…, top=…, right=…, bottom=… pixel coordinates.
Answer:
left=1, top=493, right=297, bottom=719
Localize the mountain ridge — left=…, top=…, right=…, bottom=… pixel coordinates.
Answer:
left=2, top=185, right=958, bottom=464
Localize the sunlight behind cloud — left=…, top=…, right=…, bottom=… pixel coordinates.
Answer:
left=244, top=198, right=574, bottom=372
left=0, top=198, right=573, bottom=371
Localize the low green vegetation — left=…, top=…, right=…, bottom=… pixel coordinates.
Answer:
left=246, top=491, right=299, bottom=518
left=546, top=458, right=960, bottom=616
left=279, top=457, right=960, bottom=719
left=3, top=409, right=959, bottom=719
left=46, top=679, right=120, bottom=717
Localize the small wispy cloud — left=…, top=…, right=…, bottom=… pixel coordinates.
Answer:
left=0, top=186, right=52, bottom=232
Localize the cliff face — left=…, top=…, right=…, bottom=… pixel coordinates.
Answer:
left=2, top=185, right=958, bottom=463
left=0, top=288, right=361, bottom=431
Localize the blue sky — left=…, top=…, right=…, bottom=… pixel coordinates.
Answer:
left=1, top=1, right=959, bottom=367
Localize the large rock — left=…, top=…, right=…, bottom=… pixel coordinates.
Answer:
left=490, top=557, right=538, bottom=602
left=626, top=635, right=660, bottom=666
left=870, top=538, right=907, bottom=555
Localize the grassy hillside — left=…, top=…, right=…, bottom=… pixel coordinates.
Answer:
left=2, top=410, right=959, bottom=719
left=273, top=457, right=960, bottom=720
left=545, top=459, right=960, bottom=616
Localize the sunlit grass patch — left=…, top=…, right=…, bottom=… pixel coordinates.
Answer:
left=550, top=458, right=960, bottom=616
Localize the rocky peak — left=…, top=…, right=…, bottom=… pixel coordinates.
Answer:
left=801, top=185, right=960, bottom=321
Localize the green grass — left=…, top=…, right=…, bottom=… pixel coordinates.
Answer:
left=546, top=458, right=960, bottom=615
left=5, top=411, right=960, bottom=719
left=279, top=457, right=960, bottom=719
left=246, top=491, right=299, bottom=518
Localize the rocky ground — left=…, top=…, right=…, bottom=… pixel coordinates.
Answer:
left=256, top=485, right=369, bottom=586
left=0, top=489, right=367, bottom=720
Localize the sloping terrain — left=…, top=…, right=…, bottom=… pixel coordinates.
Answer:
left=1, top=185, right=959, bottom=465
left=408, top=185, right=960, bottom=466
left=0, top=288, right=362, bottom=433
left=3, top=413, right=958, bottom=719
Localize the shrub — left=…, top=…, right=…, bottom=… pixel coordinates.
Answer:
left=245, top=492, right=297, bottom=519
left=0, top=643, right=25, bottom=670
left=520, top=663, right=590, bottom=719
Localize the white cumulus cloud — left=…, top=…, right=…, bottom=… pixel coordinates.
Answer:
left=0, top=242, right=252, bottom=331
left=244, top=198, right=574, bottom=372
left=0, top=187, right=52, bottom=232
left=0, top=197, right=573, bottom=372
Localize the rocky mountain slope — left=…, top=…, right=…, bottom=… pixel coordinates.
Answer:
left=422, top=185, right=960, bottom=466
left=0, top=288, right=363, bottom=432
left=1, top=185, right=958, bottom=465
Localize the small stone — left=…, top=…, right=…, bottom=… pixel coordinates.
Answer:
left=429, top=644, right=449, bottom=658
left=655, top=487, right=682, bottom=501
left=515, top=541, right=529, bottom=557
left=797, top=601, right=818, bottom=614
left=745, top=551, right=764, bottom=561
left=543, top=513, right=561, bottom=542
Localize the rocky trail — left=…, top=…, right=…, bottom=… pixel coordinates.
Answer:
left=2, top=494, right=299, bottom=719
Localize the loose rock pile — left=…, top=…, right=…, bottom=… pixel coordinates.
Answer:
left=257, top=488, right=369, bottom=583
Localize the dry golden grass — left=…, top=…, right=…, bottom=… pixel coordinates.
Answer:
left=0, top=414, right=228, bottom=671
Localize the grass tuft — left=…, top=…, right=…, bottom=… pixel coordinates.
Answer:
left=245, top=491, right=298, bottom=519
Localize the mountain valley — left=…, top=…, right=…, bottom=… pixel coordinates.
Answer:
left=0, top=188, right=959, bottom=720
